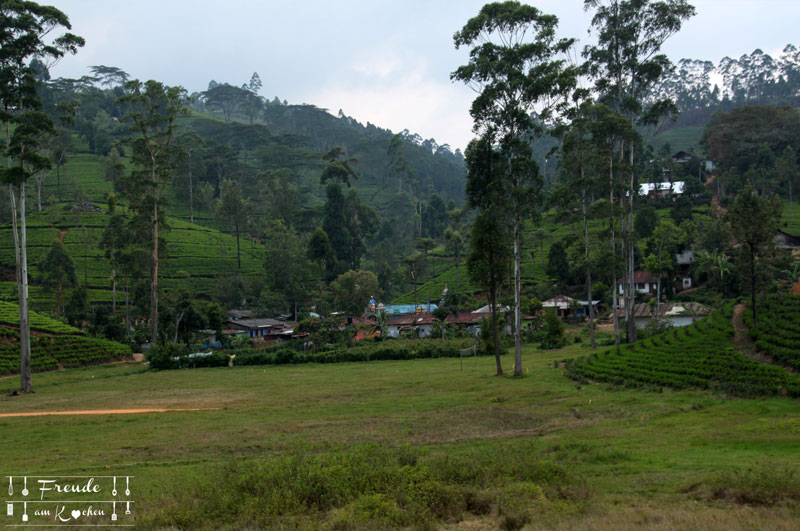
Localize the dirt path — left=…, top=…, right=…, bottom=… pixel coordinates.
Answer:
left=0, top=408, right=218, bottom=418
left=731, top=303, right=795, bottom=372
left=731, top=303, right=757, bottom=357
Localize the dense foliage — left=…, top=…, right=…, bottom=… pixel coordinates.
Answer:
left=146, top=338, right=479, bottom=371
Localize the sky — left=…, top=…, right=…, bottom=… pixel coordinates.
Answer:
left=46, top=0, right=800, bottom=152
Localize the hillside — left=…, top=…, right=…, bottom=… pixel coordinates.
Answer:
left=393, top=204, right=713, bottom=305
left=0, top=300, right=131, bottom=375
left=0, top=204, right=265, bottom=310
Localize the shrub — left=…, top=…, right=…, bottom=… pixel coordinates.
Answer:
left=146, top=342, right=189, bottom=370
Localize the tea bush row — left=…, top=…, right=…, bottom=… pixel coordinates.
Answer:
left=565, top=304, right=800, bottom=397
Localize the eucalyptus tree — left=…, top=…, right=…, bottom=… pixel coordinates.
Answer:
left=118, top=79, right=189, bottom=345
left=216, top=179, right=251, bottom=270
left=175, top=131, right=206, bottom=224
left=583, top=0, right=695, bottom=342
left=465, top=133, right=512, bottom=376
left=453, top=1, right=578, bottom=375
left=0, top=1, right=83, bottom=392
left=559, top=99, right=601, bottom=348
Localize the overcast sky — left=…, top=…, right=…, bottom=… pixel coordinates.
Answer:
left=46, top=0, right=800, bottom=152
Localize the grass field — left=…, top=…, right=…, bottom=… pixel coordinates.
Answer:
left=1, top=340, right=798, bottom=529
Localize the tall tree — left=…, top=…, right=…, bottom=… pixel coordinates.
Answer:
left=99, top=198, right=128, bottom=314
left=202, top=83, right=249, bottom=123
left=583, top=0, right=695, bottom=343
left=453, top=1, right=577, bottom=375
left=38, top=239, right=76, bottom=314
left=0, top=1, right=83, bottom=392
left=726, top=184, right=782, bottom=329
left=559, top=99, right=602, bottom=348
left=307, top=227, right=334, bottom=308
left=444, top=227, right=465, bottom=286
left=465, top=133, right=512, bottom=376
left=175, top=131, right=206, bottom=224
left=216, top=179, right=251, bottom=270
left=320, top=146, right=359, bottom=187
left=118, top=79, right=189, bottom=345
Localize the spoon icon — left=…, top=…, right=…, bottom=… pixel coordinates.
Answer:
left=7, top=476, right=12, bottom=496
left=125, top=477, right=130, bottom=496
left=21, top=477, right=28, bottom=497
left=112, top=477, right=117, bottom=496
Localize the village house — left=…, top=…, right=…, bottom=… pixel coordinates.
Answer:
left=541, top=295, right=600, bottom=320
left=387, top=314, right=436, bottom=338
left=638, top=181, right=685, bottom=198
left=226, top=318, right=293, bottom=339
left=676, top=249, right=694, bottom=291
left=617, top=271, right=662, bottom=296
left=445, top=312, right=485, bottom=337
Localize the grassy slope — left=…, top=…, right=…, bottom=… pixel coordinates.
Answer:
left=650, top=126, right=705, bottom=153
left=1, top=147, right=266, bottom=309
left=0, top=300, right=82, bottom=334
left=0, top=340, right=798, bottom=528
left=783, top=198, right=800, bottom=237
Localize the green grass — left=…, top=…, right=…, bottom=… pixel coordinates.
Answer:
left=1, top=338, right=798, bottom=528
left=783, top=199, right=800, bottom=237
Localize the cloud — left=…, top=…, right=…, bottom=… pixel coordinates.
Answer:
left=309, top=51, right=475, bottom=151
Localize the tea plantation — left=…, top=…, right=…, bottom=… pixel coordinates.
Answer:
left=565, top=304, right=800, bottom=397
left=0, top=301, right=131, bottom=375
left=746, top=294, right=800, bottom=371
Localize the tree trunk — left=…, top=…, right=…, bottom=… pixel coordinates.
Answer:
left=189, top=151, right=194, bottom=224
left=582, top=185, right=596, bottom=349
left=36, top=176, right=43, bottom=212
left=513, top=208, right=522, bottom=377
left=750, top=245, right=758, bottom=329
left=490, top=282, right=502, bottom=376
left=17, top=182, right=33, bottom=393
left=609, top=154, right=620, bottom=347
left=151, top=175, right=159, bottom=346
left=656, top=279, right=661, bottom=319
left=174, top=310, right=185, bottom=343
left=111, top=257, right=116, bottom=314
left=56, top=266, right=63, bottom=314
left=627, top=143, right=637, bottom=343
left=235, top=218, right=241, bottom=270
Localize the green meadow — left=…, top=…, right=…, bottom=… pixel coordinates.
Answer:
left=1, top=341, right=798, bottom=529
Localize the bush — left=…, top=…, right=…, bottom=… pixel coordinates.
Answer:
left=146, top=342, right=190, bottom=370
left=539, top=309, right=566, bottom=350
